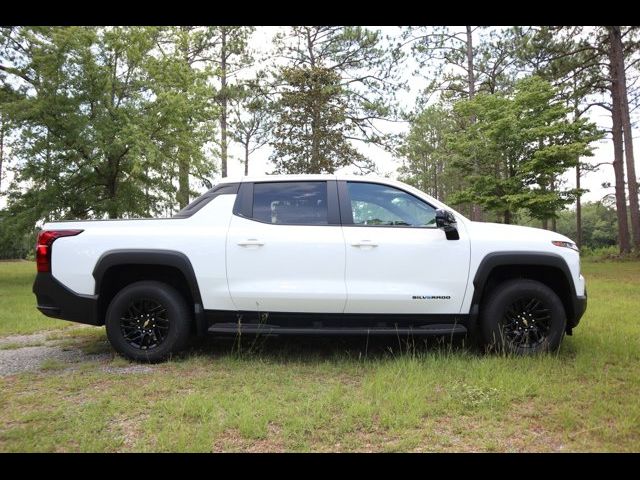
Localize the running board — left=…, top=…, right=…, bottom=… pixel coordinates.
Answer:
left=207, top=323, right=468, bottom=336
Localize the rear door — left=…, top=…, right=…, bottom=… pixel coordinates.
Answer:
left=339, top=180, right=470, bottom=314
left=226, top=180, right=347, bottom=313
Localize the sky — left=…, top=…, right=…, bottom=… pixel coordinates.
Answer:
left=1, top=26, right=638, bottom=210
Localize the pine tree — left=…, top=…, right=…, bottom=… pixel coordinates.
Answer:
left=230, top=77, right=271, bottom=176
left=209, top=27, right=254, bottom=178
left=269, top=26, right=401, bottom=174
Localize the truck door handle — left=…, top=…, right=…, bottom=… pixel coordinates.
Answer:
left=351, top=240, right=378, bottom=248
left=237, top=239, right=265, bottom=247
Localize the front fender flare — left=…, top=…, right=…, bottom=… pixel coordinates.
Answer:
left=470, top=251, right=579, bottom=326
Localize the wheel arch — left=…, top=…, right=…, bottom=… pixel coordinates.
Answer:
left=92, top=249, right=205, bottom=333
left=470, top=252, right=578, bottom=330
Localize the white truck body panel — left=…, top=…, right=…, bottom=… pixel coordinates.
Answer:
left=341, top=222, right=471, bottom=314
left=42, top=174, right=583, bottom=317
left=226, top=214, right=347, bottom=312
left=48, top=194, right=237, bottom=311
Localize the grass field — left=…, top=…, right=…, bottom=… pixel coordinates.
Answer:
left=0, top=261, right=74, bottom=336
left=0, top=259, right=639, bottom=452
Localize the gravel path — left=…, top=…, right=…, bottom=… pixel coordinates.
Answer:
left=0, top=328, right=153, bottom=376
left=0, top=330, right=54, bottom=347
left=0, top=345, right=104, bottom=376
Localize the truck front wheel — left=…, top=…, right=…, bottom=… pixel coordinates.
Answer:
left=480, top=279, right=567, bottom=355
left=105, top=281, right=192, bottom=362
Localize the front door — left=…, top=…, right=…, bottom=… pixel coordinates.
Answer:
left=226, top=181, right=347, bottom=313
left=340, top=181, right=470, bottom=315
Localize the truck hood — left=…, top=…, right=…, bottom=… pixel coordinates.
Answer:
left=464, top=221, right=574, bottom=244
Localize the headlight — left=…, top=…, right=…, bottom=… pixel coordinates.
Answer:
left=552, top=240, right=579, bottom=252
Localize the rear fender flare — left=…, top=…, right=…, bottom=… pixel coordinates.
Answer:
left=92, top=249, right=205, bottom=333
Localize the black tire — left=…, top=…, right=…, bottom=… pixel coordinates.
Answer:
left=480, top=279, right=566, bottom=355
left=105, top=281, right=192, bottom=362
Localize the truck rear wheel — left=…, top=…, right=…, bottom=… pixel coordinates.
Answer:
left=480, top=279, right=567, bottom=355
left=105, top=281, right=192, bottom=362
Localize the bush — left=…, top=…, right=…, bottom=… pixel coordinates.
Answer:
left=580, top=245, right=620, bottom=259
left=0, top=212, right=37, bottom=260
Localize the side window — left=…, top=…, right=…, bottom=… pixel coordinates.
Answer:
left=347, top=182, right=436, bottom=227
left=252, top=182, right=329, bottom=225
left=174, top=183, right=239, bottom=218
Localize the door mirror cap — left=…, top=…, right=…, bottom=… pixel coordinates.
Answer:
left=435, top=209, right=460, bottom=240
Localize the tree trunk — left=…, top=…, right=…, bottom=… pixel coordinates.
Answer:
left=466, top=26, right=475, bottom=100
left=433, top=161, right=438, bottom=200
left=542, top=218, right=548, bottom=230
left=550, top=177, right=557, bottom=231
left=572, top=84, right=583, bottom=249
left=310, top=100, right=321, bottom=173
left=504, top=210, right=511, bottom=224
left=608, top=26, right=631, bottom=254
left=0, top=115, right=4, bottom=193
left=177, top=159, right=189, bottom=209
left=612, top=26, right=640, bottom=250
left=466, top=26, right=482, bottom=222
left=177, top=27, right=191, bottom=209
left=220, top=28, right=228, bottom=178
left=107, top=176, right=119, bottom=219
left=244, top=140, right=249, bottom=176
left=576, top=162, right=582, bottom=249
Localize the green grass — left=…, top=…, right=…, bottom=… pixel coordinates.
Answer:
left=0, top=260, right=639, bottom=452
left=0, top=261, right=71, bottom=336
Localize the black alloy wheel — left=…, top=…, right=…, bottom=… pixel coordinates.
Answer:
left=105, top=281, right=192, bottom=362
left=480, top=279, right=567, bottom=355
left=119, top=298, right=170, bottom=350
left=500, top=296, right=552, bottom=349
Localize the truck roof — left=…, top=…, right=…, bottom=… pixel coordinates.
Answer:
left=218, top=174, right=396, bottom=184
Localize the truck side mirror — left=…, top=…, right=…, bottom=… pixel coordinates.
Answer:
left=435, top=209, right=460, bottom=240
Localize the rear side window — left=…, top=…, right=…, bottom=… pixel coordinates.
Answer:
left=173, top=183, right=239, bottom=218
left=252, top=182, right=328, bottom=225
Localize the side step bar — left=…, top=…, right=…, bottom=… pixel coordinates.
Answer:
left=207, top=323, right=468, bottom=336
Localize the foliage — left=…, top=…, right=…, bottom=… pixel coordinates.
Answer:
left=517, top=201, right=619, bottom=250
left=209, top=26, right=255, bottom=178
left=0, top=26, right=637, bottom=256
left=0, top=26, right=218, bottom=254
left=406, top=26, right=521, bottom=104
left=555, top=201, right=618, bottom=249
left=3, top=27, right=162, bottom=220
left=230, top=77, right=272, bottom=176
left=448, top=76, right=603, bottom=223
left=511, top=26, right=640, bottom=253
left=397, top=105, right=459, bottom=202
left=151, top=26, right=220, bottom=207
left=0, top=210, right=36, bottom=260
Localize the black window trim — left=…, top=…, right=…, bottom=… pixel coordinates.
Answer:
left=233, top=182, right=254, bottom=219
left=173, top=182, right=240, bottom=218
left=232, top=180, right=341, bottom=227
left=337, top=180, right=439, bottom=229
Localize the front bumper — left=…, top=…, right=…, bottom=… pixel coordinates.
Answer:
left=571, top=291, right=587, bottom=328
left=33, top=273, right=101, bottom=326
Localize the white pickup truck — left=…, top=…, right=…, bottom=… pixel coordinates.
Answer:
left=33, top=175, right=586, bottom=361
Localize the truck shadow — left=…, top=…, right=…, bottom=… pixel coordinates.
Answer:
left=182, top=333, right=476, bottom=362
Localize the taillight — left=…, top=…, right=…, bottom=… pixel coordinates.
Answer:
left=36, top=229, right=83, bottom=273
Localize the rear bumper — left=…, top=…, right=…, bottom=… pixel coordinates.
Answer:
left=33, top=273, right=101, bottom=326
